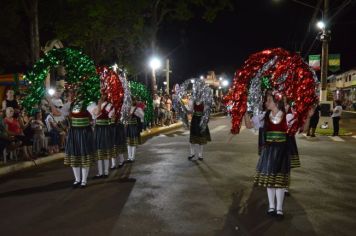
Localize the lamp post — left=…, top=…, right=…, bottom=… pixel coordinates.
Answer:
left=319, top=0, right=329, bottom=102
left=162, top=59, right=172, bottom=95
left=274, top=0, right=329, bottom=101
left=149, top=57, right=162, bottom=96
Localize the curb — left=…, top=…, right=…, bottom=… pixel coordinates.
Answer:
left=141, top=122, right=183, bottom=139
left=0, top=114, right=225, bottom=177
left=344, top=110, right=356, bottom=114
left=0, top=153, right=65, bottom=177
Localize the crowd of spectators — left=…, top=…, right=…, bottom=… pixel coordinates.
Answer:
left=0, top=88, right=71, bottom=163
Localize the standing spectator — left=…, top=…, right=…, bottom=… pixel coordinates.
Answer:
left=307, top=102, right=321, bottom=137
left=49, top=90, right=67, bottom=150
left=159, top=96, right=167, bottom=126
left=2, top=89, right=19, bottom=112
left=31, top=111, right=48, bottom=156
left=331, top=100, right=343, bottom=136
left=153, top=94, right=161, bottom=126
left=45, top=109, right=60, bottom=154
left=165, top=95, right=173, bottom=125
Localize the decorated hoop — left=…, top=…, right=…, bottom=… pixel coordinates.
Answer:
left=97, top=66, right=124, bottom=120
left=175, top=78, right=213, bottom=131
left=128, top=81, right=153, bottom=123
left=22, top=48, right=100, bottom=114
left=225, top=48, right=319, bottom=135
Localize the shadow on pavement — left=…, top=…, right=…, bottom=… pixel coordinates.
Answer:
left=216, top=187, right=317, bottom=236
left=0, top=180, right=72, bottom=198
left=0, top=162, right=137, bottom=235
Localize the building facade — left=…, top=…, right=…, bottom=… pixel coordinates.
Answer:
left=327, top=69, right=356, bottom=109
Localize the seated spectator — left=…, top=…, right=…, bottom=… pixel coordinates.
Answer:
left=0, top=110, right=12, bottom=156
left=45, top=109, right=61, bottom=154
left=18, top=110, right=34, bottom=159
left=3, top=107, right=31, bottom=160
left=31, top=111, right=48, bottom=156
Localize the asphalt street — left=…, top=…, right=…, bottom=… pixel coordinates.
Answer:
left=0, top=116, right=356, bottom=236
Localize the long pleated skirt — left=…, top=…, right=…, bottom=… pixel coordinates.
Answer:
left=189, top=115, right=211, bottom=145
left=113, top=123, right=127, bottom=154
left=254, top=142, right=291, bottom=189
left=94, top=124, right=115, bottom=160
left=65, top=126, right=97, bottom=167
left=287, top=135, right=301, bottom=168
left=126, top=121, right=141, bottom=146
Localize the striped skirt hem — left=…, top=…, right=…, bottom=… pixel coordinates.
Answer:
left=64, top=155, right=96, bottom=167
left=114, top=145, right=127, bottom=155
left=127, top=137, right=141, bottom=146
left=290, top=155, right=301, bottom=168
left=189, top=135, right=211, bottom=145
left=96, top=148, right=114, bottom=160
left=254, top=172, right=290, bottom=188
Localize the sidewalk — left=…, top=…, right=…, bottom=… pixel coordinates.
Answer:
left=0, top=121, right=184, bottom=178
left=344, top=110, right=356, bottom=114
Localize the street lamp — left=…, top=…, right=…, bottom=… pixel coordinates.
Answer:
left=222, top=80, right=229, bottom=87
left=48, top=88, right=55, bottom=96
left=149, top=57, right=162, bottom=71
left=149, top=57, right=162, bottom=96
left=274, top=0, right=329, bottom=101
left=112, top=63, right=118, bottom=72
left=316, top=21, right=326, bottom=30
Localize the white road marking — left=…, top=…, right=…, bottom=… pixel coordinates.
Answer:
left=210, top=125, right=227, bottom=134
left=329, top=136, right=345, bottom=142
left=251, top=129, right=258, bottom=135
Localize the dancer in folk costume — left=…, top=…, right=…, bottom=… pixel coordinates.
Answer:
left=173, top=78, right=213, bottom=161
left=245, top=92, right=293, bottom=219
left=110, top=116, right=127, bottom=168
left=111, top=71, right=131, bottom=169
left=285, top=101, right=301, bottom=168
left=188, top=99, right=211, bottom=161
left=93, top=95, right=116, bottom=178
left=225, top=48, right=318, bottom=220
left=126, top=98, right=144, bottom=163
left=284, top=100, right=301, bottom=196
left=65, top=103, right=96, bottom=188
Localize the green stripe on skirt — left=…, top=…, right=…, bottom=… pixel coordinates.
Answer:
left=254, top=172, right=290, bottom=188
left=96, top=148, right=114, bottom=160
left=64, top=154, right=96, bottom=167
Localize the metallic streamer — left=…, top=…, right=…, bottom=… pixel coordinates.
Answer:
left=118, top=73, right=132, bottom=123
left=176, top=78, right=213, bottom=131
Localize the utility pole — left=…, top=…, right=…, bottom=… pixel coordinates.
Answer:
left=163, top=59, right=172, bottom=95
left=320, top=0, right=329, bottom=101
left=151, top=69, right=157, bottom=96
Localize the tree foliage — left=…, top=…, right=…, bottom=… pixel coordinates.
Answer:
left=0, top=0, right=233, bottom=74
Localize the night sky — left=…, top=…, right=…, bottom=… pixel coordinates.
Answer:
left=157, top=0, right=356, bottom=85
